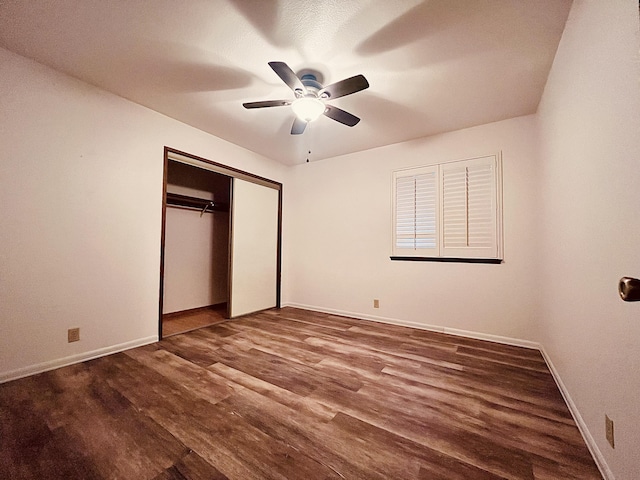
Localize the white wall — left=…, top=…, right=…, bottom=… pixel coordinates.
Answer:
left=536, top=1, right=640, bottom=478
left=0, top=47, right=288, bottom=380
left=285, top=115, right=541, bottom=343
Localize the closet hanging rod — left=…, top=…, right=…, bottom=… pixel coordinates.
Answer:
left=166, top=192, right=229, bottom=213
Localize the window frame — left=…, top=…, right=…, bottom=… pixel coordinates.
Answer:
left=391, top=154, right=503, bottom=263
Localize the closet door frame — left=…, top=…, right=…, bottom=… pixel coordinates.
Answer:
left=159, top=147, right=282, bottom=339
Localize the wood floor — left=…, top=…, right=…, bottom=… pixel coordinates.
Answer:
left=162, top=304, right=227, bottom=337
left=0, top=307, right=602, bottom=479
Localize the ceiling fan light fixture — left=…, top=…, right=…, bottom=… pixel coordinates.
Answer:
left=243, top=62, right=368, bottom=134
left=291, top=96, right=325, bottom=122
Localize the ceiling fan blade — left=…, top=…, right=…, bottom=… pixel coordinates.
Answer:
left=319, top=74, right=369, bottom=100
left=243, top=100, right=291, bottom=109
left=323, top=105, right=360, bottom=127
left=269, top=61, right=306, bottom=94
left=291, top=117, right=307, bottom=135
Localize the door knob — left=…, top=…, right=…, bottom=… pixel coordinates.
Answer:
left=619, top=277, right=640, bottom=302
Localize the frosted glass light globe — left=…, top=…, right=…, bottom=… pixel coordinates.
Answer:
left=291, top=96, right=325, bottom=122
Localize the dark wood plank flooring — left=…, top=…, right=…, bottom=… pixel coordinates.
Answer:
left=0, top=307, right=602, bottom=479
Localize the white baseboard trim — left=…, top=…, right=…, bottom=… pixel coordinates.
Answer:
left=283, top=302, right=613, bottom=479
left=283, top=302, right=539, bottom=349
left=0, top=336, right=158, bottom=384
left=539, top=346, right=614, bottom=480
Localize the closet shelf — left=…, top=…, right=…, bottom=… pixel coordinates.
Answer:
left=166, top=192, right=229, bottom=213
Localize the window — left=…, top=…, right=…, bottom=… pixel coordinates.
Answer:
left=392, top=154, right=502, bottom=262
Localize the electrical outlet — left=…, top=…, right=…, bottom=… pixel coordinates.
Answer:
left=605, top=414, right=615, bottom=448
left=68, top=328, right=80, bottom=343
left=373, top=299, right=380, bottom=308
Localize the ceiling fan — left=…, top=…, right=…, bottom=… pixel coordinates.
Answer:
left=243, top=61, right=369, bottom=135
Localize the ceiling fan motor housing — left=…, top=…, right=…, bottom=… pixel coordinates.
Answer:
left=298, top=73, right=324, bottom=97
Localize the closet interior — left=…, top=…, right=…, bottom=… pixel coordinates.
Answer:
left=162, top=160, right=231, bottom=337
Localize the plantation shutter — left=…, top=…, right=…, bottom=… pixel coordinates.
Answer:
left=440, top=156, right=497, bottom=258
left=392, top=154, right=501, bottom=261
left=393, top=166, right=438, bottom=255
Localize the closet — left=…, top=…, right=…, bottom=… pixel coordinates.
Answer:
left=159, top=148, right=281, bottom=338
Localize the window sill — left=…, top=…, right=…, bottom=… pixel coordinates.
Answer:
left=390, top=256, right=503, bottom=264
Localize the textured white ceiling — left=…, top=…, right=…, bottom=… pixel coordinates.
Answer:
left=0, top=0, right=572, bottom=165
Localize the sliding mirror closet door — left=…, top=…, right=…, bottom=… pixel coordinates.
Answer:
left=229, top=178, right=279, bottom=317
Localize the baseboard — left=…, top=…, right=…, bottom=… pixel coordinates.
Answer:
left=539, top=346, right=614, bottom=480
left=283, top=302, right=539, bottom=349
left=284, top=302, right=613, bottom=478
left=0, top=335, right=158, bottom=384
